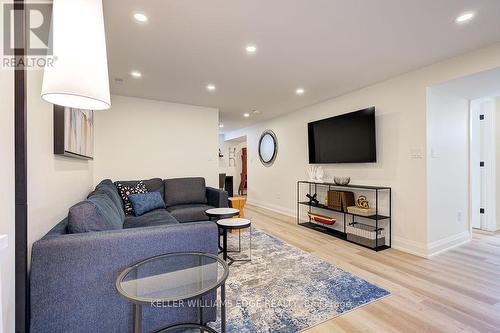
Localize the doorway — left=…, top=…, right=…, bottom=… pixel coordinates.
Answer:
left=427, top=67, right=500, bottom=251
left=219, top=135, right=248, bottom=197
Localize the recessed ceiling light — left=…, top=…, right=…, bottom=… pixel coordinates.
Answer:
left=455, top=12, right=475, bottom=24
left=130, top=70, right=142, bottom=78
left=252, top=109, right=261, bottom=114
left=245, top=44, right=257, bottom=54
left=133, top=13, right=148, bottom=23
left=219, top=123, right=224, bottom=128
left=206, top=84, right=216, bottom=92
left=295, top=88, right=305, bottom=95
left=243, top=113, right=250, bottom=118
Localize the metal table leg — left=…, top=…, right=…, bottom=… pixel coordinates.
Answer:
left=238, top=229, right=241, bottom=252
left=133, top=304, right=142, bottom=333
left=199, top=297, right=204, bottom=325
left=250, top=227, right=252, bottom=261
left=221, top=282, right=226, bottom=333
left=227, top=226, right=251, bottom=265
left=223, top=229, right=228, bottom=261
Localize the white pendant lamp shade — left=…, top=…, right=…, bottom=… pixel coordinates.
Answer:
left=41, top=0, right=111, bottom=110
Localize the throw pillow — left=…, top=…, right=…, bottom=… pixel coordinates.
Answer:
left=116, top=181, right=148, bottom=215
left=89, top=180, right=125, bottom=220
left=68, top=194, right=124, bottom=233
left=128, top=192, right=166, bottom=216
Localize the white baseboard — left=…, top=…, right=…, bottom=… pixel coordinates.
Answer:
left=246, top=199, right=296, bottom=218
left=393, top=232, right=471, bottom=258
left=247, top=200, right=430, bottom=257
left=246, top=201, right=471, bottom=258
left=427, top=231, right=471, bottom=257
left=391, top=236, right=428, bottom=258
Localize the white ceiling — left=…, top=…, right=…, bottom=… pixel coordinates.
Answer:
left=103, top=0, right=500, bottom=132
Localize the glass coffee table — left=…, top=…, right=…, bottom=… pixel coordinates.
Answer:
left=116, top=252, right=229, bottom=333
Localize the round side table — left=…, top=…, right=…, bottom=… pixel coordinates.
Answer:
left=216, top=218, right=252, bottom=266
left=205, top=208, right=240, bottom=220
left=206, top=208, right=241, bottom=252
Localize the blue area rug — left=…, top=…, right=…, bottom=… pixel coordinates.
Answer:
left=213, top=228, right=390, bottom=332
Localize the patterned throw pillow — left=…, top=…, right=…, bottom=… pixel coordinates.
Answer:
left=115, top=181, right=148, bottom=215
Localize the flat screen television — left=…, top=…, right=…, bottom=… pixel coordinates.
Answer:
left=308, top=107, right=376, bottom=164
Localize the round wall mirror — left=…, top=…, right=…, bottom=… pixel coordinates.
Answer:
left=258, top=130, right=278, bottom=167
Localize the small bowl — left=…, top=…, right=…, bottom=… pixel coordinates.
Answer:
left=334, top=177, right=350, bottom=186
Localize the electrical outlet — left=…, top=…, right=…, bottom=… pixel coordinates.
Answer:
left=276, top=192, right=281, bottom=199
left=410, top=148, right=424, bottom=159
left=457, top=211, right=462, bottom=222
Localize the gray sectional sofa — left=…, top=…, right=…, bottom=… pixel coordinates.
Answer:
left=30, top=177, right=228, bottom=333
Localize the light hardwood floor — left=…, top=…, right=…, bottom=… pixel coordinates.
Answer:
left=245, top=204, right=500, bottom=333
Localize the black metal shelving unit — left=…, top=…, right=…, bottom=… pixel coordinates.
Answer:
left=297, top=180, right=392, bottom=251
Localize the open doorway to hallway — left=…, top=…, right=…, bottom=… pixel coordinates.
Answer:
left=219, top=135, right=248, bottom=207
left=427, top=67, right=500, bottom=247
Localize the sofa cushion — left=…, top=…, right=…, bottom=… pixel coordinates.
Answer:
left=116, top=181, right=148, bottom=215
left=129, top=192, right=166, bottom=216
left=164, top=178, right=207, bottom=207
left=166, top=204, right=214, bottom=223
left=114, top=178, right=164, bottom=197
left=123, top=209, right=179, bottom=228
left=68, top=194, right=124, bottom=233
left=88, top=179, right=125, bottom=220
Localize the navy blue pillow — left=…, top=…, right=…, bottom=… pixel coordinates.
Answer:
left=128, top=192, right=166, bottom=216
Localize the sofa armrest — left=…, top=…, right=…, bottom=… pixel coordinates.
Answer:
left=206, top=187, right=229, bottom=208
left=30, top=222, right=218, bottom=333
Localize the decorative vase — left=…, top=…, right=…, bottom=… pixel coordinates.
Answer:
left=315, top=167, right=324, bottom=182
left=307, top=166, right=317, bottom=181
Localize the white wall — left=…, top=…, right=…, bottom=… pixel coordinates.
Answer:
left=219, top=135, right=247, bottom=195
left=426, top=89, right=470, bottom=253
left=27, top=70, right=95, bottom=247
left=0, top=54, right=15, bottom=333
left=93, top=95, right=219, bottom=187
left=26, top=84, right=219, bottom=247
left=226, top=42, right=500, bottom=257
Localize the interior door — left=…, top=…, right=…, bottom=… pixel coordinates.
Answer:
left=470, top=100, right=481, bottom=229
left=470, top=98, right=495, bottom=230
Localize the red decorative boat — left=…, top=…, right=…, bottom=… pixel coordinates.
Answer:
left=308, top=212, right=336, bottom=225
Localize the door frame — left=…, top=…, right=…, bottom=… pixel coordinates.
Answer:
left=469, top=97, right=496, bottom=232
left=14, top=0, right=29, bottom=331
